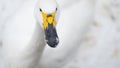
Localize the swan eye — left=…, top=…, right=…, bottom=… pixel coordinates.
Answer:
left=56, top=8, right=57, bottom=11
left=40, top=8, right=42, bottom=12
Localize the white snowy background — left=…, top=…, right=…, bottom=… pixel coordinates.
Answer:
left=0, top=0, right=120, bottom=68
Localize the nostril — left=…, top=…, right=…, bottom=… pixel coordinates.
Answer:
left=55, top=37, right=59, bottom=45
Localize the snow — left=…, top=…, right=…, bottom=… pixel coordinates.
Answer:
left=0, top=0, right=120, bottom=68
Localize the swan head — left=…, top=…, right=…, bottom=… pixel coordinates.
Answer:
left=35, top=0, right=59, bottom=48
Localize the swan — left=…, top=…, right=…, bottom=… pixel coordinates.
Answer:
left=1, top=0, right=59, bottom=68
left=38, top=0, right=94, bottom=68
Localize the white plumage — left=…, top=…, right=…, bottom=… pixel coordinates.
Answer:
left=0, top=0, right=94, bottom=68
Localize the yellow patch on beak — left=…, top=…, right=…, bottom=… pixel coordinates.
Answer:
left=42, top=12, right=56, bottom=30
left=47, top=17, right=53, bottom=24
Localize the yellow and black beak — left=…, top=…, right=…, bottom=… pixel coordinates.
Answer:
left=42, top=12, right=59, bottom=48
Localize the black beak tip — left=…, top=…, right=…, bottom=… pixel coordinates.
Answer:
left=44, top=24, right=59, bottom=48
left=46, top=37, right=59, bottom=48
left=48, top=44, right=57, bottom=48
